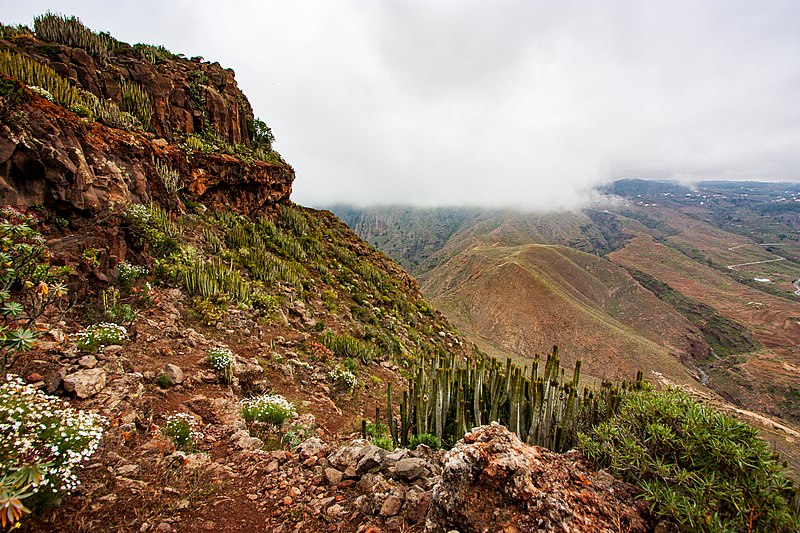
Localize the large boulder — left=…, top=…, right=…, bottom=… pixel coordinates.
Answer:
left=63, top=368, right=107, bottom=399
left=425, top=423, right=650, bottom=533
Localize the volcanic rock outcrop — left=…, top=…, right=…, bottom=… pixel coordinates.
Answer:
left=0, top=90, right=292, bottom=214
left=425, top=423, right=650, bottom=533
left=2, top=29, right=252, bottom=144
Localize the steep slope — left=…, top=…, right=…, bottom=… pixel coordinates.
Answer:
left=423, top=242, right=705, bottom=383
left=330, top=204, right=484, bottom=276
left=0, top=16, right=470, bottom=531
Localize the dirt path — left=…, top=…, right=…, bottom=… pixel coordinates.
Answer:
left=727, top=257, right=786, bottom=269
left=725, top=243, right=788, bottom=270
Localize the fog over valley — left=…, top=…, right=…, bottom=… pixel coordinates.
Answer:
left=5, top=0, right=800, bottom=209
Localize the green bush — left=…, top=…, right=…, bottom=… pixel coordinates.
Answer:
left=328, top=363, right=357, bottom=391
left=372, top=436, right=394, bottom=451
left=125, top=203, right=180, bottom=255
left=365, top=422, right=388, bottom=439
left=101, top=287, right=139, bottom=324
left=579, top=388, right=800, bottom=532
left=409, top=433, right=442, bottom=451
left=0, top=376, right=105, bottom=527
left=132, top=43, right=176, bottom=64
left=0, top=207, right=69, bottom=373
left=117, top=260, right=148, bottom=289
left=249, top=117, right=275, bottom=150
left=342, top=357, right=359, bottom=373
left=319, top=331, right=379, bottom=364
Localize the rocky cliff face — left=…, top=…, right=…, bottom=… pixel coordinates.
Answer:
left=1, top=29, right=253, bottom=144
left=0, top=85, right=292, bottom=215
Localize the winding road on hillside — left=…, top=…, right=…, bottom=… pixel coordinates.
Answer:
left=726, top=243, right=800, bottom=295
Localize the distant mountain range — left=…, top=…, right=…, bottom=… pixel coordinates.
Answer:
left=329, top=179, right=800, bottom=431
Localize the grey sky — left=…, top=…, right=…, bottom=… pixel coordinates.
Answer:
left=3, top=1, right=799, bottom=209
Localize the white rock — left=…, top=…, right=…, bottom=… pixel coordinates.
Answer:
left=161, top=363, right=184, bottom=384
left=63, top=368, right=107, bottom=399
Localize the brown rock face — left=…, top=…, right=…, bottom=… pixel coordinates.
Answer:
left=425, top=423, right=651, bottom=533
left=2, top=34, right=254, bottom=145
left=0, top=86, right=292, bottom=214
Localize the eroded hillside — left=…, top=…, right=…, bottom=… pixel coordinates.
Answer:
left=423, top=242, right=706, bottom=383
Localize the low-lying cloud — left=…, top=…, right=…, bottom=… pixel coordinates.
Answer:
left=5, top=1, right=800, bottom=209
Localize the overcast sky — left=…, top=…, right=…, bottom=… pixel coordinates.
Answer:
left=3, top=1, right=800, bottom=209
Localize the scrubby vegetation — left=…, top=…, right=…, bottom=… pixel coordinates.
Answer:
left=73, top=322, right=129, bottom=353
left=33, top=12, right=119, bottom=59
left=0, top=207, right=68, bottom=374
left=0, top=49, right=147, bottom=131
left=580, top=387, right=800, bottom=532
left=1, top=14, right=798, bottom=530
left=162, top=413, right=203, bottom=452
left=117, top=201, right=458, bottom=378
left=241, top=394, right=296, bottom=427
left=207, top=346, right=235, bottom=383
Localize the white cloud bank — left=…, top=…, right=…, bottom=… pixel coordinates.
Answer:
left=4, top=1, right=799, bottom=209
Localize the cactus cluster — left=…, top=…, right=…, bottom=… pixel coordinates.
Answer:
left=383, top=346, right=644, bottom=452
left=183, top=258, right=251, bottom=304
left=0, top=24, right=32, bottom=40
left=224, top=219, right=306, bottom=288
left=320, top=331, right=379, bottom=364
left=354, top=260, right=388, bottom=292
left=255, top=217, right=309, bottom=262
left=132, top=43, right=176, bottom=64
left=33, top=12, right=119, bottom=58
left=281, top=204, right=309, bottom=235
left=330, top=245, right=356, bottom=268
left=152, top=157, right=183, bottom=195
left=0, top=49, right=79, bottom=107
left=0, top=50, right=145, bottom=131
left=120, top=79, right=153, bottom=129
left=85, top=92, right=141, bottom=130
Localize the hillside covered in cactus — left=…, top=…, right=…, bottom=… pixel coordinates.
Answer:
left=0, top=13, right=798, bottom=533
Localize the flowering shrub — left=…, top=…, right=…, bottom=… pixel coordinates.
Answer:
left=132, top=281, right=158, bottom=306
left=241, top=394, right=296, bottom=426
left=73, top=322, right=128, bottom=353
left=1, top=206, right=69, bottom=373
left=124, top=203, right=179, bottom=255
left=117, top=260, right=148, bottom=288
left=162, top=412, right=203, bottom=451
left=328, top=363, right=357, bottom=390
left=0, top=376, right=105, bottom=526
left=207, top=346, right=235, bottom=382
left=27, top=85, right=54, bottom=102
